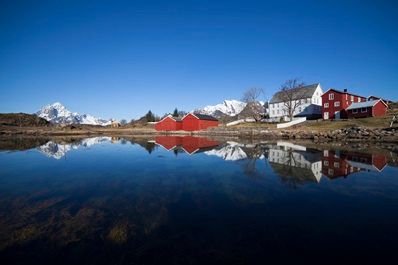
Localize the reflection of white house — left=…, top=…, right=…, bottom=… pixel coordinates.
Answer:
left=269, top=83, right=323, bottom=121
left=267, top=142, right=323, bottom=182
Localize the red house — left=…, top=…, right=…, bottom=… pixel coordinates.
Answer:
left=155, top=115, right=182, bottom=131
left=181, top=113, right=219, bottom=131
left=321, top=89, right=366, bottom=120
left=346, top=99, right=388, bottom=119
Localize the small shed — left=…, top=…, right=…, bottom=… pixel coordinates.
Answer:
left=181, top=113, right=219, bottom=131
left=346, top=99, right=388, bottom=119
left=155, top=115, right=182, bottom=131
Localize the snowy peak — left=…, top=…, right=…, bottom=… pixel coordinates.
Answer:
left=195, top=99, right=247, bottom=117
left=36, top=102, right=111, bottom=126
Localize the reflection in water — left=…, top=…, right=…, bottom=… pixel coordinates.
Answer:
left=0, top=136, right=397, bottom=265
left=34, top=136, right=390, bottom=180
left=37, top=137, right=112, bottom=159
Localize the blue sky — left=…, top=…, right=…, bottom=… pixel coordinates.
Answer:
left=0, top=0, right=397, bottom=120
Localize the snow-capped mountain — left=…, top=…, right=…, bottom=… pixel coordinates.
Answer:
left=195, top=100, right=247, bottom=117
left=36, top=102, right=111, bottom=126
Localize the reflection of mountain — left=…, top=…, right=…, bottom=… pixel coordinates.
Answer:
left=153, top=136, right=220, bottom=155
left=205, top=142, right=247, bottom=161
left=37, top=137, right=112, bottom=159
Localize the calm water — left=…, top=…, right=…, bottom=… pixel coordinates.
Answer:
left=0, top=136, right=398, bottom=265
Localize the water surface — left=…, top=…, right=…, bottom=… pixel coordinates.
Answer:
left=0, top=136, right=397, bottom=264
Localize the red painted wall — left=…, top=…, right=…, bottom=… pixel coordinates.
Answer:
left=373, top=101, right=388, bottom=117
left=322, top=90, right=366, bottom=120
left=347, top=101, right=387, bottom=119
left=181, top=114, right=219, bottom=131
left=155, top=117, right=182, bottom=131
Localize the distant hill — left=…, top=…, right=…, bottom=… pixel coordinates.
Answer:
left=194, top=100, right=247, bottom=118
left=0, top=113, right=50, bottom=127
left=36, top=102, right=111, bottom=126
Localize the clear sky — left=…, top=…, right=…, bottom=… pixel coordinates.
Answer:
left=1, top=0, right=397, bottom=120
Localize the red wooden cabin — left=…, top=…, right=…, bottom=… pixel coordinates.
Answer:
left=155, top=115, right=182, bottom=131
left=321, top=89, right=366, bottom=120
left=346, top=99, right=388, bottom=119
left=181, top=113, right=219, bottom=131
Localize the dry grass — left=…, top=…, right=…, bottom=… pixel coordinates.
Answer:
left=226, top=122, right=278, bottom=129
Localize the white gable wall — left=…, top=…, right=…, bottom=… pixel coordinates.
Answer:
left=269, top=84, right=323, bottom=120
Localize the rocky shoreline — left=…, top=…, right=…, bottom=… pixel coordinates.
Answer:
left=1, top=125, right=398, bottom=143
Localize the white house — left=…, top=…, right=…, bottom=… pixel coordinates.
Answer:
left=269, top=83, right=323, bottom=121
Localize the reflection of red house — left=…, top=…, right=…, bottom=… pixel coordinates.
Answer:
left=345, top=152, right=387, bottom=172
left=321, top=150, right=359, bottom=179
left=321, top=150, right=387, bottom=179
left=346, top=100, right=388, bottom=119
left=155, top=116, right=182, bottom=131
left=155, top=113, right=219, bottom=131
left=154, top=136, right=219, bottom=154
left=154, top=135, right=183, bottom=150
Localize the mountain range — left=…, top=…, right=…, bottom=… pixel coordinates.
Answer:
left=36, top=102, right=111, bottom=126
left=194, top=100, right=247, bottom=117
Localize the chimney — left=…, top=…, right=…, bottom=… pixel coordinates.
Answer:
left=343, top=89, right=347, bottom=93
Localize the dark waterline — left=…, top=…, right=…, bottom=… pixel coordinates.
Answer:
left=0, top=136, right=398, bottom=265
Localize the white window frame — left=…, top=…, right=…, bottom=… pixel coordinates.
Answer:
left=358, top=97, right=361, bottom=102
left=352, top=109, right=358, bottom=114
left=329, top=93, right=334, bottom=100
left=324, top=103, right=329, bottom=108
left=351, top=95, right=354, bottom=102
left=334, top=101, right=340, bottom=107
left=361, top=107, right=367, bottom=113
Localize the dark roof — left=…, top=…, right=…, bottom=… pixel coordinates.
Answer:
left=270, top=83, right=319, bottom=104
left=192, top=113, right=218, bottom=121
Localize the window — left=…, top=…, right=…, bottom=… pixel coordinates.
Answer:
left=277, top=109, right=280, bottom=114
left=324, top=161, right=329, bottom=166
left=345, top=94, right=348, bottom=100
left=272, top=110, right=275, bottom=115
left=353, top=109, right=358, bottom=114
left=334, top=162, right=340, bottom=168
left=361, top=107, right=367, bottom=113
left=358, top=97, right=361, bottom=102
left=351, top=95, right=354, bottom=102
left=329, top=93, right=334, bottom=100
left=334, top=101, right=340, bottom=107
left=324, top=103, right=329, bottom=108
